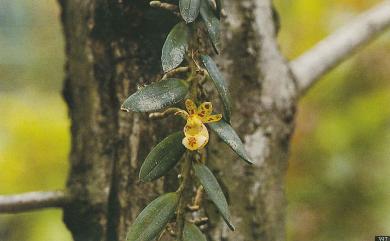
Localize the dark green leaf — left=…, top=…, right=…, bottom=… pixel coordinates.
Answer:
left=208, top=119, right=254, bottom=164
left=162, top=22, right=190, bottom=72
left=179, top=0, right=201, bottom=23
left=215, top=0, right=223, bottom=18
left=139, top=132, right=185, bottom=182
left=200, top=0, right=220, bottom=53
left=201, top=55, right=232, bottom=122
left=193, top=163, right=235, bottom=231
left=183, top=222, right=207, bottom=241
left=126, top=193, right=179, bottom=241
left=121, top=78, right=189, bottom=112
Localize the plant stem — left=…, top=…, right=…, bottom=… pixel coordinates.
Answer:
left=148, top=108, right=188, bottom=120
left=176, top=152, right=193, bottom=240
left=162, top=66, right=190, bottom=80
left=193, top=186, right=204, bottom=207
left=175, top=40, right=203, bottom=240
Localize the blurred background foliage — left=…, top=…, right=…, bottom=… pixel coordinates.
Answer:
left=0, top=0, right=389, bottom=240
left=274, top=0, right=390, bottom=240
left=0, top=0, right=71, bottom=240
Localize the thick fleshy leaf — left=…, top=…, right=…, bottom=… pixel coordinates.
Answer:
left=201, top=55, right=232, bottom=122
left=208, top=119, right=254, bottom=164
left=139, top=132, right=186, bottom=182
left=193, top=163, right=235, bottom=231
left=183, top=222, right=207, bottom=241
left=121, top=78, right=189, bottom=112
left=200, top=0, right=220, bottom=53
left=162, top=22, right=190, bottom=72
left=179, top=0, right=201, bottom=23
left=126, top=193, right=179, bottom=241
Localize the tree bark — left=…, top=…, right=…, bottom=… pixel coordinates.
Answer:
left=59, top=0, right=296, bottom=241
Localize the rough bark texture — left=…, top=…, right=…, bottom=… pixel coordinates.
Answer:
left=59, top=0, right=297, bottom=241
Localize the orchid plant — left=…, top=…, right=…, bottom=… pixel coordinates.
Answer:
left=121, top=0, right=253, bottom=240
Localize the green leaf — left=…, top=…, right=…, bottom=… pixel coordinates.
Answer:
left=126, top=193, right=179, bottom=241
left=193, top=163, right=235, bottom=231
left=139, top=132, right=186, bottom=182
left=208, top=119, right=254, bottom=164
left=179, top=0, right=201, bottom=23
left=215, top=0, right=223, bottom=18
left=183, top=222, right=207, bottom=241
left=121, top=78, right=189, bottom=112
left=162, top=22, right=190, bottom=73
left=201, top=55, right=232, bottom=122
left=200, top=0, right=221, bottom=53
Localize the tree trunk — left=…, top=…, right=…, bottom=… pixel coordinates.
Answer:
left=59, top=0, right=297, bottom=241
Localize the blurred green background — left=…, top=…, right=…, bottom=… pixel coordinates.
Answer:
left=0, top=0, right=389, bottom=240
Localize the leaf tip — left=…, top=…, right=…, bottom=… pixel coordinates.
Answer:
left=222, top=215, right=235, bottom=231
left=120, top=106, right=130, bottom=112
left=183, top=17, right=193, bottom=24
left=241, top=152, right=255, bottom=165
left=228, top=223, right=236, bottom=231
left=213, top=44, right=221, bottom=54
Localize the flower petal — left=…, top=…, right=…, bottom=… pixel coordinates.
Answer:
left=197, top=102, right=213, bottom=119
left=182, top=135, right=208, bottom=150
left=182, top=124, right=209, bottom=150
left=184, top=117, right=204, bottom=136
left=202, top=114, right=222, bottom=123
left=185, top=99, right=197, bottom=115
left=198, top=126, right=209, bottom=149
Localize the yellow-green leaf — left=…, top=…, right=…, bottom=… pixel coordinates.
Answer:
left=183, top=222, right=207, bottom=241
left=162, top=22, right=190, bottom=72
left=200, top=0, right=220, bottom=53
left=179, top=0, right=201, bottom=23
left=201, top=55, right=232, bottom=122
left=193, top=163, right=235, bottom=231
left=126, top=193, right=179, bottom=241
left=139, top=132, right=185, bottom=182
left=121, top=78, right=189, bottom=112
left=208, top=119, right=254, bottom=164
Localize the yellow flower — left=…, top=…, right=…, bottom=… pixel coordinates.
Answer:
left=179, top=99, right=222, bottom=150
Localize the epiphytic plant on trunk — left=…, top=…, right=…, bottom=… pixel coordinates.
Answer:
left=1, top=1, right=390, bottom=241
left=121, top=0, right=253, bottom=240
